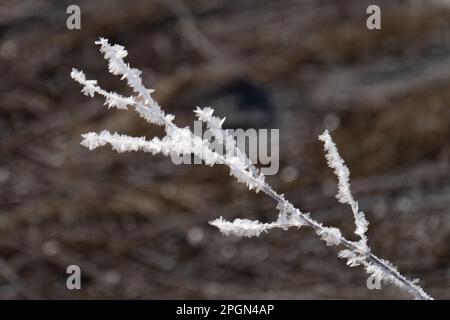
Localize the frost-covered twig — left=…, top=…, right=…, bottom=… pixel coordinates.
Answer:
left=72, top=38, right=433, bottom=300
left=209, top=216, right=305, bottom=238
left=319, top=130, right=369, bottom=251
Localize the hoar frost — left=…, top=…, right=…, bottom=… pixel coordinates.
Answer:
left=71, top=38, right=432, bottom=300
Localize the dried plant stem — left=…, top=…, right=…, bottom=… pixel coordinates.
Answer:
left=213, top=162, right=432, bottom=300
left=72, top=38, right=433, bottom=300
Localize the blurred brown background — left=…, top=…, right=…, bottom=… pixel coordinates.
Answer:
left=0, top=0, right=449, bottom=299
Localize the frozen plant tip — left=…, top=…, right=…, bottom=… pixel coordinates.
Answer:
left=319, top=130, right=369, bottom=251
left=72, top=38, right=433, bottom=300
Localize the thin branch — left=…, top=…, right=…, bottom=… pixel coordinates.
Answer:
left=72, top=38, right=433, bottom=300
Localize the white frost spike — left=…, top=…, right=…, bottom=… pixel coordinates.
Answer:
left=319, top=130, right=369, bottom=249
left=194, top=106, right=225, bottom=129
left=366, top=263, right=387, bottom=284
left=275, top=201, right=306, bottom=229
left=317, top=227, right=342, bottom=246
left=70, top=69, right=86, bottom=82
left=104, top=93, right=131, bottom=110
left=338, top=249, right=364, bottom=267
